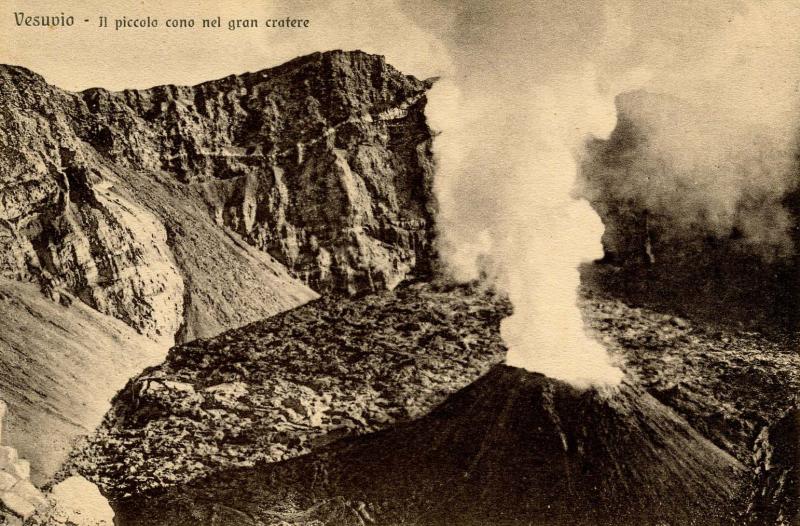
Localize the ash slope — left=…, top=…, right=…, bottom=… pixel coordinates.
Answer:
left=0, top=49, right=434, bottom=344
left=113, top=366, right=745, bottom=526
left=0, top=278, right=163, bottom=485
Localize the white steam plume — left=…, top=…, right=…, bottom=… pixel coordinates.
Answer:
left=428, top=66, right=624, bottom=389
left=407, top=0, right=800, bottom=389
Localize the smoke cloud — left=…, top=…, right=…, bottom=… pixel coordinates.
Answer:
left=405, top=0, right=800, bottom=388
left=407, top=2, right=626, bottom=388
left=580, top=91, right=799, bottom=261
left=581, top=1, right=800, bottom=262
left=426, top=69, right=624, bottom=388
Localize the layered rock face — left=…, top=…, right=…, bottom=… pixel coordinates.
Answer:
left=0, top=79, right=185, bottom=345
left=78, top=50, right=436, bottom=295
left=0, top=50, right=435, bottom=343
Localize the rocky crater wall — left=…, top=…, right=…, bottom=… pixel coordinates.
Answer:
left=0, top=50, right=434, bottom=342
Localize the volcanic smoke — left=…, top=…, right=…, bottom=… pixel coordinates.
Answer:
left=418, top=0, right=800, bottom=389
left=423, top=4, right=628, bottom=389
left=427, top=73, right=623, bottom=389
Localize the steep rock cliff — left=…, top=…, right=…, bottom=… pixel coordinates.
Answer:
left=0, top=74, right=185, bottom=345
left=77, top=50, right=436, bottom=295
left=0, top=50, right=435, bottom=343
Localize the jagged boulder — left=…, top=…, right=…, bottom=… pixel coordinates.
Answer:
left=0, top=404, right=47, bottom=525
left=28, top=476, right=114, bottom=526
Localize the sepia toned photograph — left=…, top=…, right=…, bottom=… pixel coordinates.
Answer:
left=0, top=1, right=798, bottom=524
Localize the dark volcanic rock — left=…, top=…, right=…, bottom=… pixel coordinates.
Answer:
left=0, top=50, right=435, bottom=343
left=747, top=408, right=800, bottom=525
left=65, top=283, right=511, bottom=497
left=112, top=366, right=745, bottom=526
left=581, top=276, right=800, bottom=464
left=64, top=280, right=800, bottom=523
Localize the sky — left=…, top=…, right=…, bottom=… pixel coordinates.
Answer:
left=1, top=0, right=450, bottom=91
